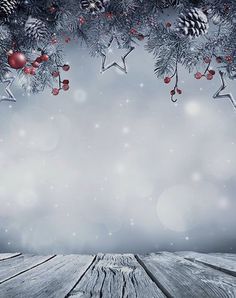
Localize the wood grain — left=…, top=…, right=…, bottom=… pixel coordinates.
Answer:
left=0, top=254, right=55, bottom=283
left=177, top=251, right=236, bottom=277
left=0, top=254, right=94, bottom=298
left=138, top=252, right=236, bottom=298
left=0, top=253, right=21, bottom=261
left=67, top=254, right=166, bottom=298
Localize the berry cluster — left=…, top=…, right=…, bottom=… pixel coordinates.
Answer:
left=51, top=64, right=70, bottom=96
left=23, top=54, right=49, bottom=76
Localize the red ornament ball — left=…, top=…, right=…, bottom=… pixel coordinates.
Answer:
left=8, top=52, right=27, bottom=69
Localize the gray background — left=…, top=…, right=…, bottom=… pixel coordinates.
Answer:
left=0, top=43, right=236, bottom=254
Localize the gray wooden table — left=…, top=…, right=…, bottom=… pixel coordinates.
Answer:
left=0, top=252, right=235, bottom=297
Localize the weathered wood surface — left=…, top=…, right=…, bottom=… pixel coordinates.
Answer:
left=0, top=254, right=94, bottom=298
left=67, top=254, right=165, bottom=298
left=0, top=252, right=235, bottom=297
left=177, top=251, right=236, bottom=277
left=138, top=252, right=236, bottom=298
left=0, top=254, right=55, bottom=283
left=0, top=253, right=21, bottom=261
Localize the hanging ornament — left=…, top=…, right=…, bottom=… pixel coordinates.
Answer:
left=80, top=0, right=110, bottom=14
left=8, top=51, right=27, bottom=69
left=176, top=8, right=209, bottom=38
left=0, top=76, right=16, bottom=102
left=24, top=17, right=49, bottom=41
left=100, top=36, right=135, bottom=74
left=0, top=0, right=19, bottom=22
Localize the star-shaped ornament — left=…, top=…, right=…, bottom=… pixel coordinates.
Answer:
left=213, top=71, right=236, bottom=109
left=0, top=76, right=16, bottom=103
left=100, top=36, right=135, bottom=74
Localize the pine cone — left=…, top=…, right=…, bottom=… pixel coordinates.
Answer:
left=25, top=17, right=48, bottom=41
left=0, top=0, right=19, bottom=22
left=80, top=0, right=109, bottom=14
left=177, top=8, right=209, bottom=38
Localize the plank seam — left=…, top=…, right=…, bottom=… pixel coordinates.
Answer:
left=0, top=253, right=22, bottom=262
left=0, top=255, right=57, bottom=284
left=184, top=257, right=236, bottom=278
left=65, top=255, right=98, bottom=298
left=134, top=255, right=173, bottom=298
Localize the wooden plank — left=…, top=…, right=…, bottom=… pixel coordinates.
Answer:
left=0, top=254, right=94, bottom=298
left=177, top=251, right=236, bottom=277
left=67, top=254, right=166, bottom=298
left=0, top=253, right=21, bottom=261
left=0, top=254, right=55, bottom=283
left=138, top=252, right=236, bottom=298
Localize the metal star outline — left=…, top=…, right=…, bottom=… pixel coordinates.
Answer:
left=0, top=77, right=16, bottom=103
left=100, top=36, right=135, bottom=74
left=213, top=71, right=236, bottom=109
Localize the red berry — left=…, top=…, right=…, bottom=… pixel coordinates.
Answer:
left=52, top=71, right=59, bottom=77
left=166, top=22, right=172, bottom=28
left=41, top=54, right=49, bottom=62
left=30, top=67, right=36, bottom=75
left=62, top=64, right=70, bottom=71
left=177, top=88, right=182, bottom=95
left=32, top=61, right=40, bottom=68
left=207, top=73, right=213, bottom=80
left=36, top=57, right=43, bottom=63
left=170, top=90, right=175, bottom=96
left=130, top=28, right=137, bottom=35
left=52, top=88, right=60, bottom=95
left=208, top=69, right=215, bottom=75
left=164, top=77, right=171, bottom=84
left=195, top=72, right=202, bottom=80
left=79, top=17, right=85, bottom=25
left=62, top=84, right=69, bottom=91
left=225, top=55, right=233, bottom=63
left=23, top=67, right=31, bottom=74
left=62, top=79, right=69, bottom=85
left=137, top=34, right=145, bottom=41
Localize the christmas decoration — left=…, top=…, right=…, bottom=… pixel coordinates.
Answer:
left=100, top=36, right=135, bottom=74
left=80, top=0, right=109, bottom=14
left=0, top=76, right=16, bottom=102
left=7, top=52, right=27, bottom=69
left=0, top=0, right=18, bottom=22
left=176, top=8, right=209, bottom=38
left=213, top=71, right=236, bottom=108
left=0, top=0, right=235, bottom=108
left=24, top=17, right=49, bottom=41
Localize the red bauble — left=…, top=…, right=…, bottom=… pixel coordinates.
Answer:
left=8, top=52, right=27, bottom=69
